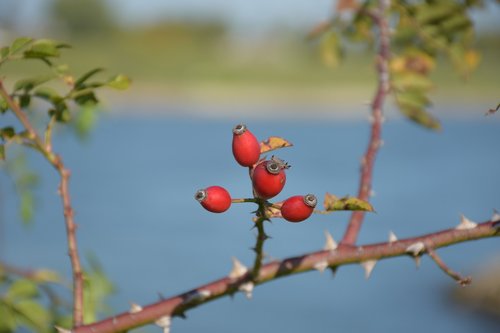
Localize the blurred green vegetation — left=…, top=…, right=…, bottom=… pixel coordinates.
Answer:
left=1, top=0, right=498, bottom=105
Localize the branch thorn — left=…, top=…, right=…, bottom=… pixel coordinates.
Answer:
left=323, top=230, right=338, bottom=251
left=406, top=242, right=425, bottom=256
left=129, top=302, right=143, bottom=314
left=388, top=231, right=398, bottom=243
left=314, top=260, right=329, bottom=273
left=361, top=260, right=377, bottom=279
left=229, top=257, right=248, bottom=279
left=491, top=209, right=500, bottom=222
left=155, top=316, right=172, bottom=333
left=456, top=214, right=477, bottom=230
left=239, top=282, right=254, bottom=299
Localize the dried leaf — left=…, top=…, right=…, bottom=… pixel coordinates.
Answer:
left=260, top=136, right=292, bottom=154
left=323, top=193, right=374, bottom=212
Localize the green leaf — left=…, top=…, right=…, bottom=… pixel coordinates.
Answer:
left=19, top=94, right=31, bottom=109
left=49, top=103, right=71, bottom=123
left=34, top=87, right=64, bottom=104
left=7, top=279, right=39, bottom=300
left=74, top=91, right=98, bottom=106
left=13, top=75, right=55, bottom=92
left=396, top=91, right=431, bottom=109
left=415, top=2, right=460, bottom=25
left=74, top=104, right=98, bottom=138
left=20, top=191, right=34, bottom=223
left=399, top=104, right=441, bottom=130
left=10, top=37, right=34, bottom=55
left=0, top=97, right=8, bottom=113
left=75, top=68, right=105, bottom=88
left=440, top=14, right=471, bottom=34
left=24, top=39, right=67, bottom=58
left=0, top=301, right=17, bottom=331
left=0, top=126, right=16, bottom=139
left=1, top=46, right=10, bottom=59
left=0, top=145, right=5, bottom=161
left=392, top=73, right=433, bottom=91
left=106, top=74, right=131, bottom=90
left=55, top=64, right=70, bottom=75
left=14, top=299, right=50, bottom=331
left=320, top=31, right=342, bottom=68
left=83, top=255, right=116, bottom=324
left=323, top=193, right=374, bottom=212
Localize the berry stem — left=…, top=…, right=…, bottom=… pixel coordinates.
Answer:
left=251, top=201, right=269, bottom=282
left=231, top=198, right=259, bottom=204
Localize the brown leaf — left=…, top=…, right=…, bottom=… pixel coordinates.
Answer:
left=260, top=137, right=293, bottom=154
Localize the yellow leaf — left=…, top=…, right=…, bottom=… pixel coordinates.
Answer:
left=260, top=136, right=293, bottom=154
left=464, top=49, right=481, bottom=72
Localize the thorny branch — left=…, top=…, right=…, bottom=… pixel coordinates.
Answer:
left=0, top=80, right=85, bottom=327
left=341, top=0, right=391, bottom=246
left=72, top=218, right=500, bottom=333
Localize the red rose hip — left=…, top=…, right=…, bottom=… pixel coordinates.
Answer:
left=195, top=186, right=231, bottom=213
left=252, top=157, right=288, bottom=199
left=281, top=194, right=317, bottom=222
left=232, top=124, right=261, bottom=167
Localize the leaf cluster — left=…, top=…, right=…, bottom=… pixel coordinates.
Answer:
left=309, top=0, right=486, bottom=130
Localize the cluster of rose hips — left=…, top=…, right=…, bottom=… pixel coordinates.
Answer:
left=195, top=124, right=317, bottom=223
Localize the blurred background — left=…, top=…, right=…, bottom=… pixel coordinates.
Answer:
left=0, top=0, right=499, bottom=116
left=1, top=1, right=499, bottom=332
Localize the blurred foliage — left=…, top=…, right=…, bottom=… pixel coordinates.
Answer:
left=308, top=0, right=499, bottom=129
left=0, top=36, right=126, bottom=331
left=3, top=152, right=39, bottom=224
left=0, top=258, right=115, bottom=332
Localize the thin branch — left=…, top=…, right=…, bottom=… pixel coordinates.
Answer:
left=73, top=219, right=499, bottom=333
left=341, top=0, right=391, bottom=246
left=426, top=247, right=472, bottom=287
left=0, top=80, right=85, bottom=327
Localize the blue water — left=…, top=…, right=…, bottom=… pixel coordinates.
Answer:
left=1, top=115, right=499, bottom=332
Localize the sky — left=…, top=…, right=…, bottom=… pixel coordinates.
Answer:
left=8, top=0, right=500, bottom=36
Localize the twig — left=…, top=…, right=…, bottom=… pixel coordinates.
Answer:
left=341, top=0, right=391, bottom=246
left=426, top=247, right=471, bottom=286
left=0, top=80, right=85, bottom=327
left=73, top=219, right=499, bottom=333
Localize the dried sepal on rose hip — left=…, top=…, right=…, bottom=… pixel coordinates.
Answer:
left=195, top=186, right=232, bottom=213
left=232, top=124, right=261, bottom=167
left=252, top=156, right=289, bottom=199
left=280, top=194, right=317, bottom=223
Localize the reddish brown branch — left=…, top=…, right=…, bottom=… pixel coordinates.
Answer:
left=0, top=80, right=84, bottom=327
left=426, top=247, right=472, bottom=286
left=341, top=0, right=391, bottom=246
left=73, top=219, right=499, bottom=333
